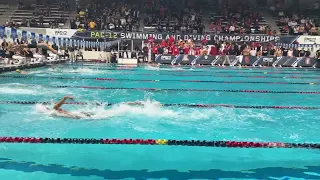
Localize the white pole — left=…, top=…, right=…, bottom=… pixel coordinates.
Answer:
left=117, top=40, right=120, bottom=60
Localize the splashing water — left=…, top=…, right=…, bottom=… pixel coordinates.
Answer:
left=29, top=67, right=109, bottom=75
left=0, top=83, right=71, bottom=96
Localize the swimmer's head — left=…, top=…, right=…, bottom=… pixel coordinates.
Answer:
left=16, top=69, right=21, bottom=73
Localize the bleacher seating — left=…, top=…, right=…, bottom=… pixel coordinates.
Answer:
left=207, top=0, right=272, bottom=35
left=275, top=7, right=320, bottom=35
left=0, top=7, right=5, bottom=13
left=10, top=3, right=70, bottom=28
left=71, top=0, right=141, bottom=32
left=142, top=0, right=204, bottom=34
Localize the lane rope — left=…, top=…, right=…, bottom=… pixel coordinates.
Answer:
left=66, top=63, right=320, bottom=71
left=0, top=137, right=319, bottom=149
left=1, top=75, right=318, bottom=85
left=62, top=66, right=320, bottom=75
left=1, top=101, right=319, bottom=110
left=53, top=66, right=320, bottom=78
left=16, top=84, right=320, bottom=94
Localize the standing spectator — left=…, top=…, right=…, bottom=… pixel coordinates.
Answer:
left=282, top=47, right=288, bottom=56
left=316, top=48, right=320, bottom=59
left=89, top=20, right=96, bottom=29
left=142, top=44, right=148, bottom=62
left=105, top=46, right=111, bottom=63
left=262, top=47, right=269, bottom=56
left=288, top=48, right=293, bottom=57
left=299, top=48, right=306, bottom=57
left=1, top=39, right=8, bottom=51
left=68, top=46, right=75, bottom=62
left=39, top=14, right=44, bottom=27
left=250, top=48, right=257, bottom=56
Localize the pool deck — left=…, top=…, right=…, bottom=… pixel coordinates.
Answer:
left=0, top=59, right=68, bottom=73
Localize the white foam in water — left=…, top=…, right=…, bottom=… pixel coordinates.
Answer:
left=89, top=99, right=178, bottom=119
left=32, top=99, right=274, bottom=125
left=0, top=86, right=37, bottom=95
left=0, top=83, right=71, bottom=96
left=144, top=65, right=184, bottom=71
left=33, top=99, right=177, bottom=120
left=30, top=67, right=108, bottom=75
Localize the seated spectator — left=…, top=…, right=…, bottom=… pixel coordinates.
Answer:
left=209, top=0, right=271, bottom=35
left=17, top=0, right=24, bottom=10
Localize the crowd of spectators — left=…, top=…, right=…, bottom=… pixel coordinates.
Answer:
left=272, top=1, right=320, bottom=35
left=208, top=0, right=273, bottom=35
left=147, top=38, right=320, bottom=59
left=70, top=0, right=140, bottom=32
left=143, top=0, right=205, bottom=34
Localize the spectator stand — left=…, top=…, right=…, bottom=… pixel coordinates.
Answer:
left=275, top=6, right=320, bottom=35
left=143, top=0, right=205, bottom=34
left=0, top=1, right=10, bottom=25
left=0, top=5, right=7, bottom=16
left=9, top=1, right=71, bottom=28
left=207, top=0, right=271, bottom=35
left=71, top=0, right=141, bottom=32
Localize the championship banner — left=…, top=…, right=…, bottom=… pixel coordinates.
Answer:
left=255, top=56, right=278, bottom=66
left=0, top=26, right=4, bottom=38
left=5, top=27, right=11, bottom=38
left=46, top=29, right=77, bottom=38
left=39, top=34, right=43, bottom=41
left=72, top=31, right=284, bottom=42
left=276, top=56, right=295, bottom=67
left=194, top=55, right=217, bottom=65
left=296, top=36, right=320, bottom=45
left=215, top=55, right=240, bottom=65
left=21, top=31, right=27, bottom=41
left=174, top=55, right=196, bottom=65
left=155, top=54, right=176, bottom=64
left=35, top=33, right=39, bottom=42
left=296, top=57, right=317, bottom=67
left=11, top=28, right=17, bottom=40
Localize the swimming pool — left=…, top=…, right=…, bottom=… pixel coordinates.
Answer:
left=0, top=64, right=319, bottom=180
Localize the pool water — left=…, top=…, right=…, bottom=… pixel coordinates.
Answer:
left=0, top=64, right=319, bottom=180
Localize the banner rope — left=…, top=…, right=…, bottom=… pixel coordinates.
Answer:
left=1, top=75, right=318, bottom=85
left=1, top=101, right=319, bottom=110
left=16, top=84, right=320, bottom=94
left=0, top=137, right=319, bottom=149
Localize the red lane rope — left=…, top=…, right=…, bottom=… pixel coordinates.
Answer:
left=1, top=75, right=318, bottom=85
left=19, top=84, right=320, bottom=94
left=0, top=137, right=319, bottom=149
left=1, top=101, right=319, bottom=110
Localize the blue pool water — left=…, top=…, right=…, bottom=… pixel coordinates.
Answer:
left=0, top=64, right=319, bottom=180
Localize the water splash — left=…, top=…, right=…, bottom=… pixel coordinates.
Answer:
left=0, top=83, right=71, bottom=96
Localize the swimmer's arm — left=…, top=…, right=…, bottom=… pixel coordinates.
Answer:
left=53, top=96, right=73, bottom=110
left=126, top=101, right=142, bottom=105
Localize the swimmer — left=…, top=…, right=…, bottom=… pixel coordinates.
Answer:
left=47, top=96, right=93, bottom=119
left=16, top=69, right=28, bottom=74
